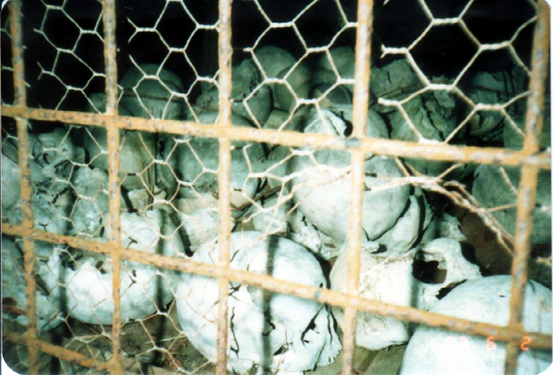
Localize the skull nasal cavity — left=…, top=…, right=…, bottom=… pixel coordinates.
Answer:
left=412, top=256, right=447, bottom=284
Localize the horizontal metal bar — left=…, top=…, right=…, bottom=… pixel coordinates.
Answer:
left=3, top=223, right=551, bottom=350
left=3, top=331, right=109, bottom=372
left=2, top=106, right=550, bottom=169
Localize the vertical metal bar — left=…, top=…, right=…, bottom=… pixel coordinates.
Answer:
left=342, top=1, right=374, bottom=375
left=216, top=0, right=233, bottom=374
left=9, top=1, right=40, bottom=374
left=505, top=1, right=550, bottom=374
left=102, top=0, right=122, bottom=373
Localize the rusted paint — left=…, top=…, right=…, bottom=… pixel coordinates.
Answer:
left=3, top=223, right=551, bottom=351
left=2, top=106, right=551, bottom=170
left=9, top=0, right=26, bottom=106
left=505, top=2, right=550, bottom=373
left=342, top=1, right=375, bottom=374
left=216, top=137, right=232, bottom=375
left=102, top=0, right=118, bottom=116
left=101, top=0, right=123, bottom=373
left=216, top=0, right=233, bottom=374
left=3, top=331, right=109, bottom=372
left=10, top=1, right=39, bottom=373
left=342, top=150, right=366, bottom=375
left=3, top=0, right=551, bottom=373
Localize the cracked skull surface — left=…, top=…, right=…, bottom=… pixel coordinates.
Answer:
left=176, top=231, right=341, bottom=374
left=400, top=276, right=552, bottom=375
left=330, top=238, right=482, bottom=350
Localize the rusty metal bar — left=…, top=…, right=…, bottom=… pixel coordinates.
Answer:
left=4, top=223, right=551, bottom=351
left=505, top=2, right=550, bottom=373
left=9, top=0, right=25, bottom=106
left=101, top=0, right=123, bottom=373
left=2, top=106, right=551, bottom=169
left=342, top=1, right=374, bottom=374
left=9, top=1, right=39, bottom=373
left=3, top=331, right=109, bottom=372
left=216, top=0, right=233, bottom=373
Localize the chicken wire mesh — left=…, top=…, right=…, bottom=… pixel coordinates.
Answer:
left=1, top=0, right=552, bottom=374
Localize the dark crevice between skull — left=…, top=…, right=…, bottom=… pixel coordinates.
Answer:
left=436, top=281, right=466, bottom=300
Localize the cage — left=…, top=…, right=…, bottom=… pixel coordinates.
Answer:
left=1, top=0, right=551, bottom=374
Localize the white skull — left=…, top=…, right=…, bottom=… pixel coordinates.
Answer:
left=2, top=237, right=64, bottom=331
left=174, top=195, right=221, bottom=253
left=30, top=128, right=84, bottom=186
left=70, top=166, right=109, bottom=237
left=83, top=92, right=156, bottom=191
left=40, top=209, right=184, bottom=325
left=176, top=231, right=341, bottom=374
left=330, top=238, right=481, bottom=350
left=2, top=137, right=73, bottom=235
left=84, top=64, right=183, bottom=191
left=289, top=108, right=410, bottom=243
left=2, top=153, right=22, bottom=225
left=165, top=112, right=266, bottom=208
left=400, top=276, right=552, bottom=375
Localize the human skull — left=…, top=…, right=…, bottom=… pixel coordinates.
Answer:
left=314, top=47, right=355, bottom=99
left=330, top=238, right=482, bottom=350
left=371, top=58, right=473, bottom=177
left=176, top=231, right=341, bottom=374
left=119, top=63, right=186, bottom=120
left=83, top=93, right=156, bottom=191
left=70, top=166, right=109, bottom=238
left=254, top=46, right=296, bottom=79
left=2, top=237, right=65, bottom=331
left=2, top=135, right=74, bottom=235
left=2, top=153, right=22, bottom=225
left=400, top=276, right=551, bottom=375
left=274, top=61, right=312, bottom=112
left=289, top=108, right=410, bottom=243
left=30, top=128, right=84, bottom=187
left=174, top=194, right=221, bottom=253
left=462, top=66, right=526, bottom=140
left=317, top=47, right=355, bottom=81
left=472, top=164, right=551, bottom=245
left=83, top=64, right=184, bottom=191
left=288, top=208, right=342, bottom=261
left=40, top=209, right=184, bottom=325
left=164, top=111, right=266, bottom=208
left=196, top=58, right=272, bottom=125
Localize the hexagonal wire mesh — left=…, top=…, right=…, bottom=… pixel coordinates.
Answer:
left=1, top=0, right=551, bottom=374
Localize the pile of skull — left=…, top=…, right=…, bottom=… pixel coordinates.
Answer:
left=2, top=46, right=551, bottom=374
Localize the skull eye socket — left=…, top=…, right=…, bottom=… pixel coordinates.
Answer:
left=412, top=252, right=447, bottom=284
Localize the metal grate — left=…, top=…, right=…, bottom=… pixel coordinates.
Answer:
left=1, top=0, right=551, bottom=374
